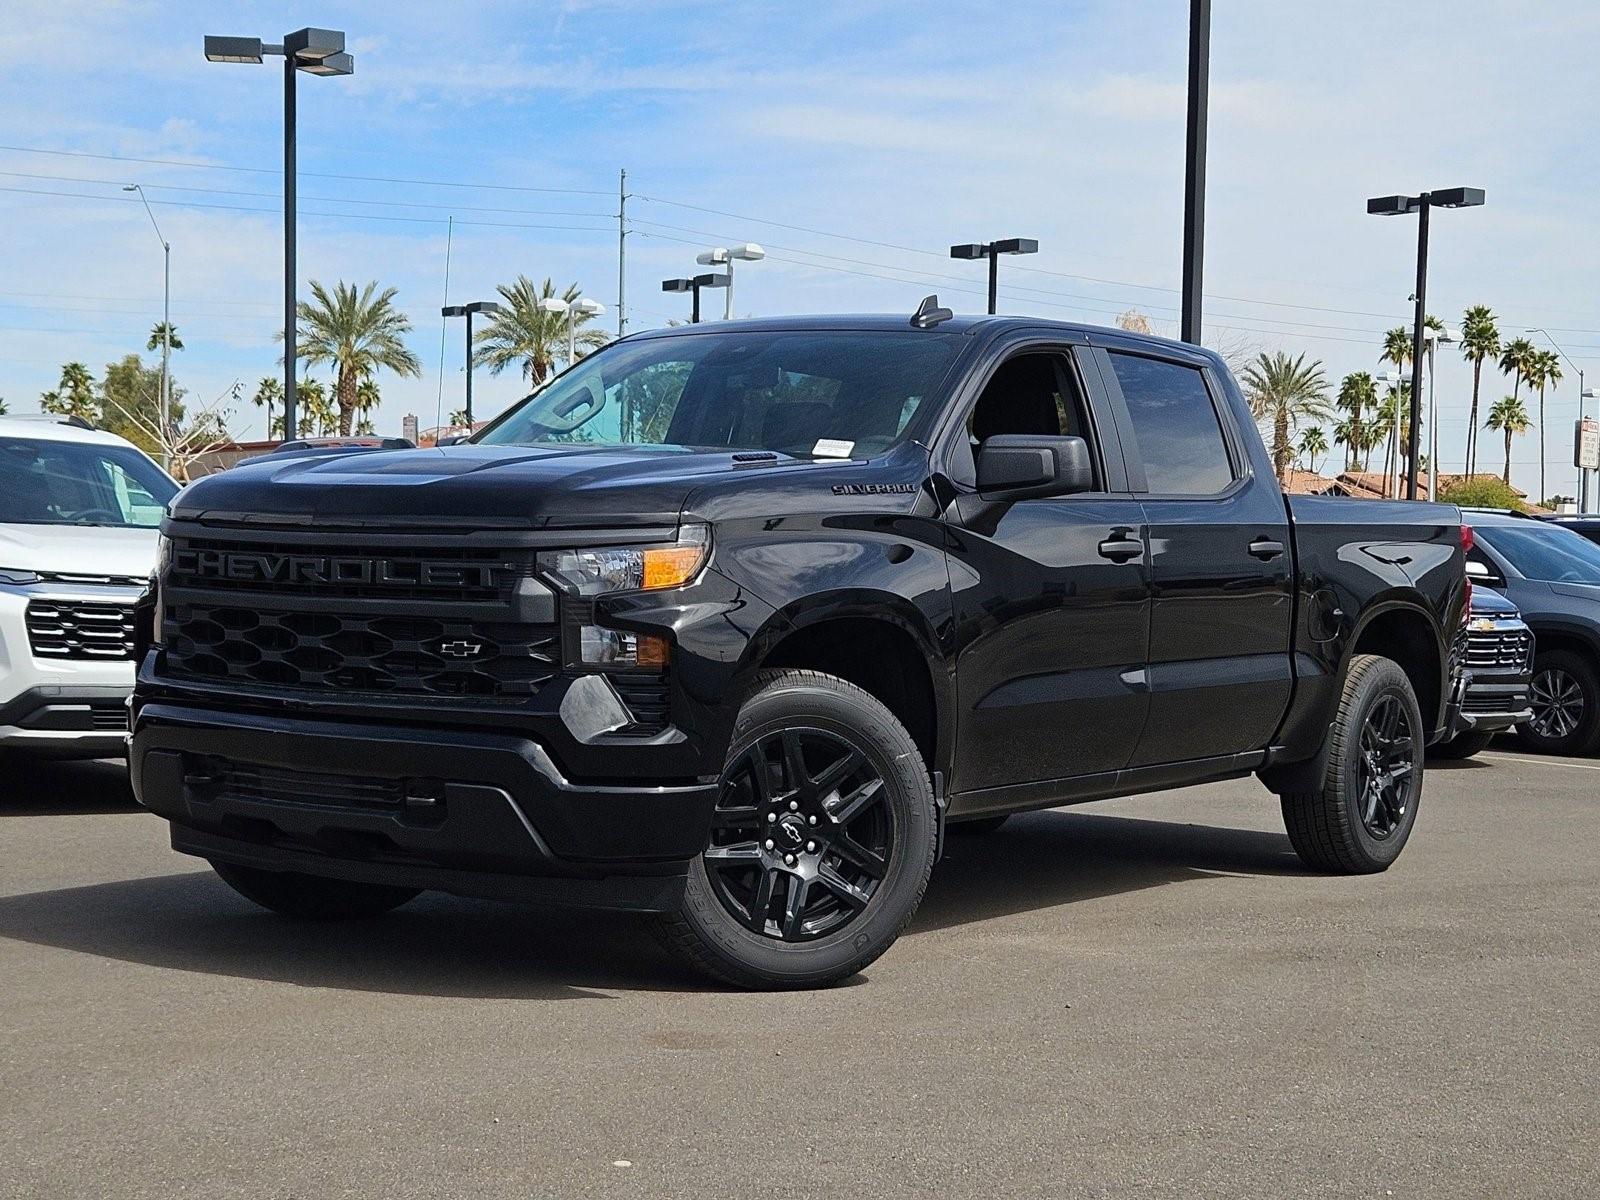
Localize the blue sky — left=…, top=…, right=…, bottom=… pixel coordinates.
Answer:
left=3, top=1, right=1598, bottom=495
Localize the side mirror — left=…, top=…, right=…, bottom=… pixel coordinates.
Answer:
left=1465, top=558, right=1503, bottom=586
left=435, top=433, right=469, bottom=447
left=975, top=434, right=1094, bottom=500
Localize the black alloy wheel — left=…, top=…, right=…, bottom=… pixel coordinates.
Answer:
left=1528, top=666, right=1584, bottom=742
left=1355, top=694, right=1416, bottom=840
left=704, top=727, right=892, bottom=942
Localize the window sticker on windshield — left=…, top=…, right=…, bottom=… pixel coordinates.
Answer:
left=812, top=439, right=855, bottom=459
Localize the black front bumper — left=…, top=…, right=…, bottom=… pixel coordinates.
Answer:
left=130, top=703, right=719, bottom=912
left=1449, top=672, right=1533, bottom=738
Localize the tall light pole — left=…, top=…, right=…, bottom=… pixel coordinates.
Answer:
left=661, top=275, right=727, bottom=324
left=205, top=28, right=354, bottom=442
left=1375, top=369, right=1404, bottom=499
left=535, top=297, right=605, bottom=369
left=949, top=239, right=1038, bottom=314
left=1423, top=325, right=1459, bottom=501
left=441, top=300, right=501, bottom=426
left=1527, top=328, right=1591, bottom=510
left=696, top=244, right=765, bottom=319
left=122, top=184, right=171, bottom=471
left=1366, top=186, right=1486, bottom=499
left=1181, top=0, right=1210, bottom=344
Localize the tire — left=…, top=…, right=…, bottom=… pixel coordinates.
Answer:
left=1428, top=729, right=1496, bottom=760
left=1280, top=653, right=1424, bottom=874
left=209, top=860, right=421, bottom=920
left=952, top=814, right=1011, bottom=834
left=1516, top=649, right=1600, bottom=757
left=657, top=669, right=937, bottom=989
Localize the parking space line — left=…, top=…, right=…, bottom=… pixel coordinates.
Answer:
left=1480, top=752, right=1600, bottom=771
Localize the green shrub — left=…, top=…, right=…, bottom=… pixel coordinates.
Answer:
left=1440, top=477, right=1527, bottom=511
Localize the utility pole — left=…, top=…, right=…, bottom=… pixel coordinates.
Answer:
left=617, top=168, right=628, bottom=338
left=1181, top=0, right=1210, bottom=345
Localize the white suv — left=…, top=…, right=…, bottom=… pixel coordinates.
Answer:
left=0, top=417, right=177, bottom=757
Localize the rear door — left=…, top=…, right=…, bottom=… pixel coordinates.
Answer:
left=1089, top=343, right=1295, bottom=765
left=943, top=336, right=1152, bottom=792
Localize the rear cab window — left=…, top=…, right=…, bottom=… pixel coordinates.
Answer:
left=1106, top=352, right=1235, bottom=495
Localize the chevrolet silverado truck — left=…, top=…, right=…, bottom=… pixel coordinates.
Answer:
left=130, top=305, right=1467, bottom=988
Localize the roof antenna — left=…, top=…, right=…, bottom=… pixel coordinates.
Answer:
left=910, top=294, right=953, bottom=329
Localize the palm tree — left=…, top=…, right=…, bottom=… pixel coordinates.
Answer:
left=251, top=377, right=284, bottom=438
left=1298, top=425, right=1329, bottom=473
left=472, top=277, right=609, bottom=386
left=1238, top=352, right=1332, bottom=479
left=40, top=362, right=98, bottom=421
left=294, top=280, right=422, bottom=435
left=146, top=322, right=183, bottom=352
left=1382, top=326, right=1413, bottom=377
left=1459, top=305, right=1500, bottom=474
left=355, top=375, right=381, bottom=429
left=298, top=377, right=337, bottom=436
left=1336, top=371, right=1376, bottom=471
left=1486, top=394, right=1531, bottom=485
left=1499, top=337, right=1538, bottom=406
left=1528, top=349, right=1563, bottom=503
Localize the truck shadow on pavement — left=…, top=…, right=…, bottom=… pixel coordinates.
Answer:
left=0, top=805, right=1301, bottom=999
left=0, top=758, right=135, bottom=815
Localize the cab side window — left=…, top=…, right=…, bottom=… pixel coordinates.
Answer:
left=1108, top=352, right=1234, bottom=495
left=966, top=351, right=1098, bottom=488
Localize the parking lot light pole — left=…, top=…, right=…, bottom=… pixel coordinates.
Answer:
left=441, top=301, right=501, bottom=426
left=950, top=239, right=1039, bottom=314
left=661, top=275, right=727, bottom=324
left=1526, top=328, right=1590, bottom=511
left=1367, top=187, right=1486, bottom=499
left=567, top=298, right=605, bottom=365
left=696, top=244, right=765, bottom=319
left=122, top=184, right=171, bottom=471
left=1423, top=325, right=1459, bottom=501
left=205, top=28, right=354, bottom=442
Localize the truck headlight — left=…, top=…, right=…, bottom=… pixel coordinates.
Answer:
left=538, top=525, right=709, bottom=597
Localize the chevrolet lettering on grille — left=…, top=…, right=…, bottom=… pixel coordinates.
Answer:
left=174, top=549, right=504, bottom=590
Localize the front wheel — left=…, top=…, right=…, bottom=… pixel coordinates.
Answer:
left=1280, top=654, right=1424, bottom=873
left=1516, top=649, right=1600, bottom=757
left=209, top=861, right=421, bottom=920
left=658, top=670, right=936, bottom=989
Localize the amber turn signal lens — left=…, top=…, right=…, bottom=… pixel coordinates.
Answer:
left=635, top=634, right=671, bottom=668
left=642, top=544, right=706, bottom=590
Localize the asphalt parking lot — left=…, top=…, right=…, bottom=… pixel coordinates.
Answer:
left=2, top=750, right=1596, bottom=1199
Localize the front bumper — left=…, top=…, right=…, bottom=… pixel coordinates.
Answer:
left=130, top=702, right=720, bottom=912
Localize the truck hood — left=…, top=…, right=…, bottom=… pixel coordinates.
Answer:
left=0, top=521, right=159, bottom=579
left=170, top=444, right=825, bottom=530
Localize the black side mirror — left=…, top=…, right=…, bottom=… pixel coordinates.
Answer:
left=975, top=434, right=1094, bottom=500
left=435, top=433, right=469, bottom=447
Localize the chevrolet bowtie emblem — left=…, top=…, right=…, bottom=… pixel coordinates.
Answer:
left=439, top=640, right=484, bottom=659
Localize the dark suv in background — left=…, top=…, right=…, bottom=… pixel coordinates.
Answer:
left=1465, top=509, right=1600, bottom=755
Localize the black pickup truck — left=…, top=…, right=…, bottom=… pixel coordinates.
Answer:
left=130, top=306, right=1468, bottom=988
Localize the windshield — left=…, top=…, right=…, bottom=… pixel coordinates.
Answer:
left=0, top=436, right=177, bottom=527
left=1479, top=522, right=1600, bottom=584
left=476, top=330, right=964, bottom=457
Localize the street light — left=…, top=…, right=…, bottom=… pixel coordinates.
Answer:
left=536, top=296, right=606, bottom=367
left=695, top=243, right=765, bottom=320
left=1366, top=186, right=1486, bottom=499
left=1374, top=369, right=1404, bottom=500
left=1422, top=325, right=1459, bottom=501
left=1526, top=328, right=1591, bottom=511
left=122, top=184, right=171, bottom=471
left=949, top=238, right=1039, bottom=315
left=661, top=274, right=728, bottom=324
left=441, top=301, right=501, bottom=427
left=205, top=27, right=354, bottom=442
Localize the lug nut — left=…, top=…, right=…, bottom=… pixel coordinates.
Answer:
left=789, top=800, right=799, bottom=811
left=784, top=853, right=796, bottom=866
left=808, top=815, right=817, bottom=825
left=764, top=839, right=774, bottom=850
left=768, top=811, right=777, bottom=823
left=805, top=841, right=816, bottom=853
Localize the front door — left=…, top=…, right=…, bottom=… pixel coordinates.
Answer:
left=945, top=345, right=1152, bottom=794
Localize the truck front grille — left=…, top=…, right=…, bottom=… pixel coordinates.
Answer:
left=163, top=604, right=558, bottom=698
left=1466, top=626, right=1532, bottom=671
left=26, top=600, right=137, bottom=660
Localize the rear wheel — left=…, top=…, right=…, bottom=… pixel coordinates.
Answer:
left=209, top=861, right=421, bottom=920
left=1428, top=729, right=1496, bottom=760
left=658, top=670, right=936, bottom=989
left=1516, top=649, right=1600, bottom=756
left=1280, top=654, right=1424, bottom=873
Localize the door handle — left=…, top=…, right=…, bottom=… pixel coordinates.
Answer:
left=1098, top=535, right=1144, bottom=563
left=1248, top=537, right=1286, bottom=561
